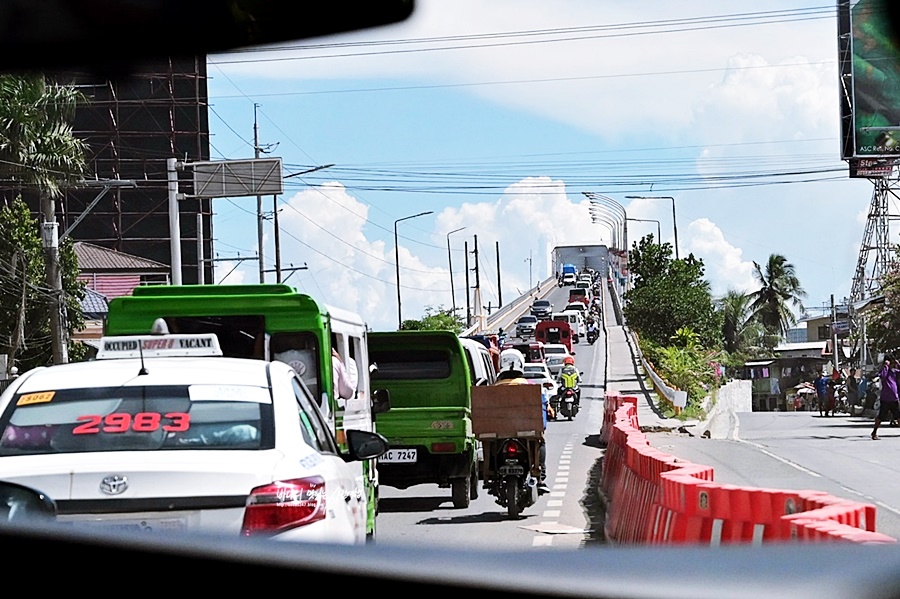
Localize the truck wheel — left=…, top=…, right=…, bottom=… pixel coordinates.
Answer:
left=451, top=476, right=470, bottom=509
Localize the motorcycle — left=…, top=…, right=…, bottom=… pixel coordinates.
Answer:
left=483, top=436, right=540, bottom=518
left=558, top=386, right=579, bottom=420
left=586, top=328, right=598, bottom=345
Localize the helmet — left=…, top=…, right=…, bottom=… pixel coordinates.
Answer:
left=564, top=356, right=575, bottom=365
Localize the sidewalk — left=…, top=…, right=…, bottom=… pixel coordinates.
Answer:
left=600, top=283, right=692, bottom=432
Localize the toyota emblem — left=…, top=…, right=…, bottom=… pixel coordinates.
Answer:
left=100, top=475, right=128, bottom=495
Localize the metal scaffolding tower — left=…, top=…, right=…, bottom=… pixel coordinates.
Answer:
left=849, top=174, right=900, bottom=369
left=850, top=176, right=900, bottom=303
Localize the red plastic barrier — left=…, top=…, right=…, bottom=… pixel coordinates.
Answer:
left=600, top=395, right=896, bottom=546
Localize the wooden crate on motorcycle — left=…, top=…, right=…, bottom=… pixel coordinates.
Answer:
left=471, top=385, right=544, bottom=440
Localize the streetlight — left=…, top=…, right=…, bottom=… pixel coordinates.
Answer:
left=446, top=226, right=466, bottom=318
left=524, top=251, right=533, bottom=289
left=626, top=217, right=661, bottom=242
left=395, top=211, right=434, bottom=329
left=583, top=192, right=627, bottom=252
left=589, top=210, right=619, bottom=247
left=625, top=195, right=679, bottom=259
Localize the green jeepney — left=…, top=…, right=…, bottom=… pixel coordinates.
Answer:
left=368, top=330, right=478, bottom=508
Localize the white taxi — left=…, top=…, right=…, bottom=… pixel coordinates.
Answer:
left=0, top=332, right=387, bottom=544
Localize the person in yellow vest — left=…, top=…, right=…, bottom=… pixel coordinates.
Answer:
left=558, top=355, right=581, bottom=406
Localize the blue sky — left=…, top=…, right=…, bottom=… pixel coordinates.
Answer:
left=203, top=1, right=876, bottom=332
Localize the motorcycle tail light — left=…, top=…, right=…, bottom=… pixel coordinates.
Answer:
left=501, top=440, right=522, bottom=457
left=241, top=476, right=326, bottom=537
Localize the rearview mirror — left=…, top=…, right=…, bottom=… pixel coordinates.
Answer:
left=344, top=429, right=389, bottom=462
left=0, top=0, right=414, bottom=74
left=0, top=481, right=56, bottom=524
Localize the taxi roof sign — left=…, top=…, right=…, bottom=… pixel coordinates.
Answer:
left=96, top=334, right=223, bottom=360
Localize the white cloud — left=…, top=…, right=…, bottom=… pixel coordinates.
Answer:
left=227, top=176, right=620, bottom=330
left=685, top=218, right=756, bottom=295
left=215, top=262, right=247, bottom=285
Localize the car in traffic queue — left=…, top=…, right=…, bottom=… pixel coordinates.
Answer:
left=500, top=340, right=546, bottom=365
left=0, top=331, right=387, bottom=544
left=522, top=363, right=559, bottom=401
left=515, top=314, right=539, bottom=337
left=542, top=343, right=573, bottom=376
left=530, top=299, right=553, bottom=320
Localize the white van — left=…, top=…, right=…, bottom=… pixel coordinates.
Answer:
left=460, top=337, right=498, bottom=386
left=553, top=311, right=583, bottom=343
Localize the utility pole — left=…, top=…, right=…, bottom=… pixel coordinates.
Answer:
left=41, top=191, right=67, bottom=364
left=496, top=241, right=502, bottom=308
left=831, top=294, right=839, bottom=374
left=272, top=195, right=281, bottom=282
left=465, top=241, right=471, bottom=327
left=472, top=234, right=480, bottom=290
left=254, top=104, right=265, bottom=284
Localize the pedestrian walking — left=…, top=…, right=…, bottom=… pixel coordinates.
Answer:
left=824, top=379, right=836, bottom=417
left=814, top=371, right=828, bottom=416
left=872, top=355, right=900, bottom=440
left=846, top=369, right=859, bottom=411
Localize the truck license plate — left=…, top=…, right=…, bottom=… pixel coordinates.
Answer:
left=382, top=449, right=417, bottom=463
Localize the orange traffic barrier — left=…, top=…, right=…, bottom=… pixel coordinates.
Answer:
left=600, top=394, right=896, bottom=546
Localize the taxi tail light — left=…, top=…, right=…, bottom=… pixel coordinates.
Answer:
left=241, top=476, right=327, bottom=537
left=543, top=382, right=553, bottom=389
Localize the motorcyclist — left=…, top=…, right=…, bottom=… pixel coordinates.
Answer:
left=495, top=349, right=550, bottom=494
left=587, top=320, right=598, bottom=343
left=558, top=355, right=581, bottom=405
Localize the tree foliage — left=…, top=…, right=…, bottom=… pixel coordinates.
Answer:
left=868, top=255, right=900, bottom=355
left=400, top=305, right=466, bottom=333
left=0, top=74, right=89, bottom=371
left=0, top=198, right=85, bottom=372
left=0, top=74, right=87, bottom=200
left=623, top=235, right=721, bottom=347
left=717, top=288, right=767, bottom=354
left=747, top=254, right=806, bottom=341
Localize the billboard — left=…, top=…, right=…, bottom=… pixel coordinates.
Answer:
left=839, top=0, right=900, bottom=160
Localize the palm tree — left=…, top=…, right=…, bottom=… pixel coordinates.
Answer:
left=748, top=254, right=806, bottom=340
left=718, top=289, right=761, bottom=354
left=0, top=73, right=86, bottom=201
left=0, top=74, right=87, bottom=366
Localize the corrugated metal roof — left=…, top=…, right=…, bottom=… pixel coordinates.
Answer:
left=74, top=242, right=168, bottom=273
left=80, top=287, right=109, bottom=315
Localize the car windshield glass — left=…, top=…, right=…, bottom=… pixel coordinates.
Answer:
left=0, top=385, right=274, bottom=455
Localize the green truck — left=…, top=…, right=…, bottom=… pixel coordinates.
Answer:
left=368, top=330, right=478, bottom=508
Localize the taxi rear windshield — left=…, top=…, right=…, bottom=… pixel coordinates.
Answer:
left=0, top=385, right=275, bottom=455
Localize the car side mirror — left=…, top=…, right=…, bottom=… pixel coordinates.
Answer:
left=343, top=430, right=389, bottom=462
left=371, top=388, right=391, bottom=415
left=0, top=481, right=56, bottom=524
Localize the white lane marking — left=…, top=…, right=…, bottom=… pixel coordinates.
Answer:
left=742, top=440, right=821, bottom=477
left=550, top=491, right=565, bottom=497
left=875, top=501, right=900, bottom=517
left=533, top=535, right=553, bottom=547
left=543, top=510, right=561, bottom=518
left=547, top=500, right=563, bottom=507
left=553, top=484, right=567, bottom=490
